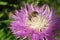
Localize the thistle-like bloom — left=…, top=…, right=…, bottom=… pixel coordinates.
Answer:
left=9, top=4, right=60, bottom=40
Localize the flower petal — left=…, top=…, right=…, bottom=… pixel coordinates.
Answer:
left=39, top=4, right=46, bottom=14
left=32, top=34, right=40, bottom=40
left=43, top=5, right=50, bottom=15
left=49, top=9, right=56, bottom=19
left=34, top=5, right=39, bottom=13
left=28, top=4, right=34, bottom=13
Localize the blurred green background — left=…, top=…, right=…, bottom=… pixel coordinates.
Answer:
left=0, top=0, right=60, bottom=40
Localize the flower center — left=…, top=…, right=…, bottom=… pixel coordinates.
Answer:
left=26, top=12, right=48, bottom=31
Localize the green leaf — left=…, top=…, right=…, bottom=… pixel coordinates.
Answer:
left=0, top=1, right=8, bottom=5
left=0, top=13, right=4, bottom=18
left=0, top=28, right=17, bottom=40
left=57, top=6, right=60, bottom=14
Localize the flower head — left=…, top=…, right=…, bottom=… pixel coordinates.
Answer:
left=9, top=4, right=60, bottom=40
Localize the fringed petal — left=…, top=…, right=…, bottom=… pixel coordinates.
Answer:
left=34, top=5, right=39, bottom=13
left=39, top=4, right=46, bottom=14
left=49, top=9, right=56, bottom=19
left=28, top=4, right=34, bottom=13
left=42, top=5, right=50, bottom=15
left=31, top=34, right=40, bottom=40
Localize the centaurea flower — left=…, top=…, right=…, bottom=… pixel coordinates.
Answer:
left=9, top=4, right=60, bottom=40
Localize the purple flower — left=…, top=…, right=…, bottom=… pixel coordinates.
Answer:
left=9, top=4, right=60, bottom=40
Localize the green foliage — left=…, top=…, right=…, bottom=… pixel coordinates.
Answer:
left=0, top=0, right=60, bottom=40
left=0, top=28, right=17, bottom=40
left=57, top=6, right=60, bottom=14
left=0, top=1, right=8, bottom=5
left=0, top=13, right=4, bottom=18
